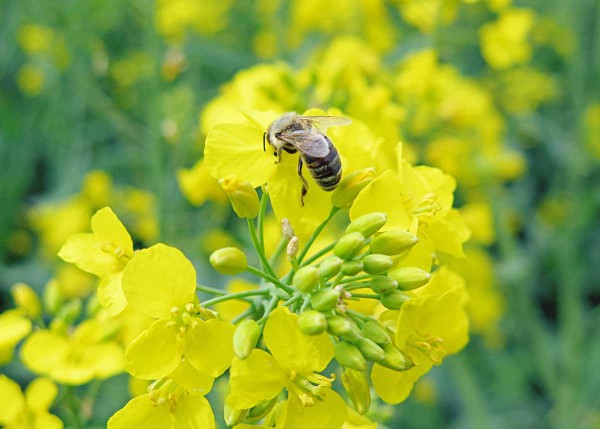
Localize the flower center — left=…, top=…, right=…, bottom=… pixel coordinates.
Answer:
left=100, top=242, right=131, bottom=267
left=166, top=303, right=216, bottom=337
left=411, top=193, right=443, bottom=219
left=406, top=330, right=446, bottom=364
left=149, top=379, right=185, bottom=412
left=286, top=370, right=336, bottom=407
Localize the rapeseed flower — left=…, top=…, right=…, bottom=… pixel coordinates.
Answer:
left=0, top=310, right=32, bottom=364
left=0, top=376, right=62, bottom=429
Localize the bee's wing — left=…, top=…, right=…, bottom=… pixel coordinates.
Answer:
left=278, top=130, right=331, bottom=157
left=298, top=115, right=352, bottom=132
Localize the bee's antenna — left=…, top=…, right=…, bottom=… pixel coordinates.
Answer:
left=263, top=132, right=266, bottom=152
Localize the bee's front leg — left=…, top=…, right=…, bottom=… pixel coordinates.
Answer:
left=274, top=148, right=282, bottom=164
left=298, top=157, right=309, bottom=206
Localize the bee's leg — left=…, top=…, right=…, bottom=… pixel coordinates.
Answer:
left=263, top=133, right=266, bottom=152
left=275, top=148, right=282, bottom=164
left=298, top=157, right=309, bottom=206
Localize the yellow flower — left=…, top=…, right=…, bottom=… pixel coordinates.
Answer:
left=342, top=407, right=377, bottom=429
left=59, top=207, right=134, bottom=315
left=371, top=267, right=469, bottom=404
left=227, top=307, right=347, bottom=428
left=122, top=244, right=235, bottom=380
left=0, top=310, right=32, bottom=364
left=460, top=202, right=495, bottom=245
left=479, top=8, right=535, bottom=69
left=213, top=279, right=258, bottom=323
left=17, top=63, right=45, bottom=96
left=21, top=319, right=124, bottom=385
left=11, top=283, right=42, bottom=319
left=0, top=376, right=62, bottom=429
left=81, top=170, right=113, bottom=208
left=177, top=159, right=227, bottom=206
left=17, top=24, right=55, bottom=54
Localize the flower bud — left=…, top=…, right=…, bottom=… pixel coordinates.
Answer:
left=293, top=266, right=320, bottom=294
left=224, top=403, right=247, bottom=426
left=362, top=321, right=391, bottom=345
left=298, top=310, right=328, bottom=335
left=346, top=213, right=387, bottom=237
left=11, top=283, right=41, bottom=318
left=341, top=368, right=371, bottom=415
left=369, top=229, right=418, bottom=255
left=379, top=343, right=414, bottom=371
left=388, top=267, right=431, bottom=290
left=334, top=232, right=365, bottom=260
left=57, top=299, right=82, bottom=325
left=380, top=290, right=410, bottom=310
left=281, top=218, right=295, bottom=240
left=286, top=236, right=299, bottom=260
left=362, top=254, right=393, bottom=274
left=209, top=247, right=248, bottom=275
left=233, top=319, right=261, bottom=360
left=246, top=396, right=278, bottom=421
left=327, top=315, right=361, bottom=341
left=332, top=168, right=376, bottom=208
left=356, top=337, right=385, bottom=362
left=310, top=288, right=341, bottom=311
left=368, top=276, right=398, bottom=294
left=318, top=256, right=343, bottom=280
left=335, top=342, right=367, bottom=371
left=219, top=175, right=260, bottom=219
left=43, top=279, right=63, bottom=315
left=341, top=260, right=363, bottom=276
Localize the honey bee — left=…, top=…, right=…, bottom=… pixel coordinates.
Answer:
left=264, top=112, right=352, bottom=205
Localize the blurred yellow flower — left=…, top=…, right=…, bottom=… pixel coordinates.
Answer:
left=177, top=159, right=228, bottom=206
left=0, top=310, right=32, bottom=364
left=17, top=24, right=54, bottom=54
left=17, top=63, right=45, bottom=96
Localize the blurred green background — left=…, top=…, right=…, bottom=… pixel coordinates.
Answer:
left=1, top=0, right=599, bottom=428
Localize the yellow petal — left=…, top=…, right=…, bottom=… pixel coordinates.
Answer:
left=58, top=233, right=117, bottom=277
left=277, top=390, right=347, bottom=429
left=125, top=318, right=181, bottom=380
left=173, top=395, right=215, bottom=429
left=169, top=358, right=214, bottom=396
left=264, top=307, right=333, bottom=375
left=21, top=331, right=69, bottom=375
left=91, top=207, right=133, bottom=256
left=90, top=342, right=125, bottom=379
left=228, top=349, right=285, bottom=410
left=97, top=271, right=128, bottom=316
left=0, top=311, right=32, bottom=349
left=108, top=394, right=173, bottom=429
left=122, top=244, right=196, bottom=319
left=0, top=375, right=25, bottom=424
left=204, top=123, right=275, bottom=187
left=426, top=209, right=471, bottom=257
left=394, top=232, right=434, bottom=272
left=371, top=363, right=432, bottom=404
left=268, top=154, right=332, bottom=241
left=33, top=412, right=64, bottom=429
left=350, top=170, right=411, bottom=230
left=25, top=377, right=58, bottom=411
left=184, top=320, right=235, bottom=377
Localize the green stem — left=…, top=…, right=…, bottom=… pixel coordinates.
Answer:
left=344, top=282, right=371, bottom=291
left=232, top=308, right=255, bottom=324
left=269, top=237, right=287, bottom=267
left=257, top=190, right=269, bottom=250
left=297, top=207, right=340, bottom=263
left=196, top=284, right=227, bottom=296
left=248, top=218, right=277, bottom=278
left=65, top=386, right=84, bottom=429
left=258, top=295, right=280, bottom=324
left=283, top=294, right=302, bottom=307
left=301, top=242, right=336, bottom=267
left=202, top=289, right=270, bottom=307
left=246, top=266, right=294, bottom=295
left=350, top=293, right=380, bottom=300
left=345, top=309, right=371, bottom=322
left=335, top=274, right=372, bottom=285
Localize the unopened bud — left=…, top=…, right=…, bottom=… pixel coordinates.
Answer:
left=11, top=283, right=41, bottom=318
left=379, top=343, right=414, bottom=371
left=327, top=315, right=361, bottom=341
left=318, top=256, right=343, bottom=280
left=332, top=168, right=376, bottom=208
left=310, top=288, right=341, bottom=311
left=286, top=236, right=299, bottom=260
left=281, top=218, right=295, bottom=240
left=362, top=254, right=393, bottom=274
left=209, top=247, right=248, bottom=275
left=335, top=342, right=367, bottom=371
left=370, top=229, right=418, bottom=255
left=298, top=310, right=328, bottom=335
left=368, top=276, right=398, bottom=294
left=233, top=319, right=261, bottom=360
left=293, top=266, right=320, bottom=294
left=246, top=396, right=278, bottom=421
left=57, top=299, right=82, bottom=325
left=334, top=232, right=366, bottom=260
left=224, top=403, right=247, bottom=426
left=380, top=290, right=410, bottom=310
left=362, top=321, right=391, bottom=345
left=43, top=279, right=63, bottom=315
left=341, top=260, right=363, bottom=276
left=219, top=175, right=260, bottom=219
left=341, top=368, right=371, bottom=415
left=389, top=267, right=431, bottom=290
left=346, top=213, right=387, bottom=237
left=356, top=337, right=385, bottom=362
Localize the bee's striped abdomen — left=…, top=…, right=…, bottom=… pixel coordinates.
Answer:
left=303, top=136, right=342, bottom=191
